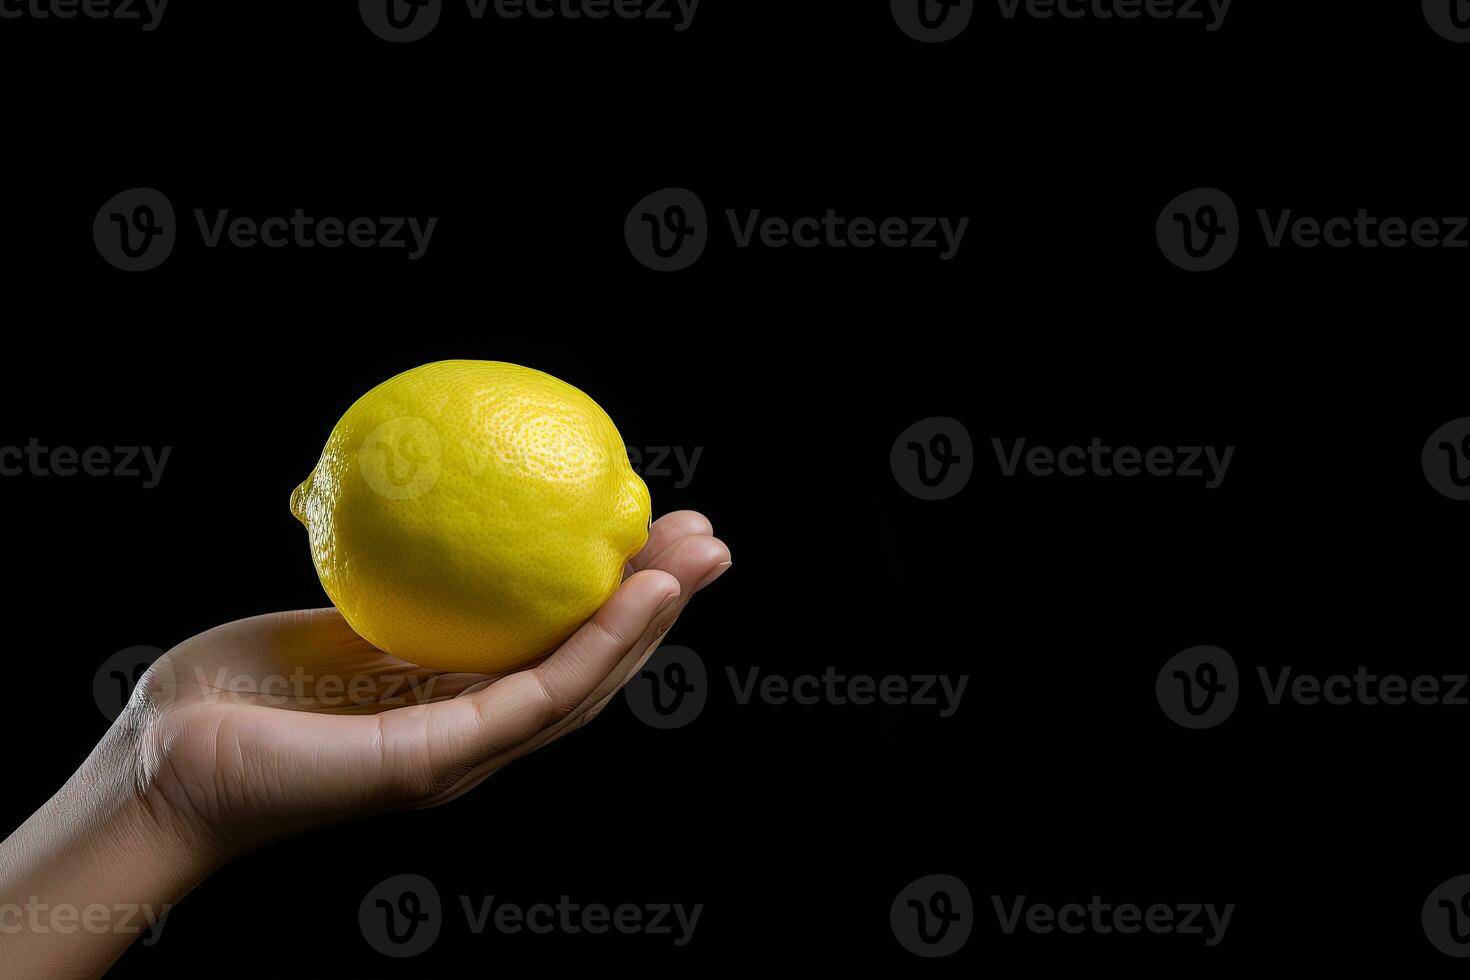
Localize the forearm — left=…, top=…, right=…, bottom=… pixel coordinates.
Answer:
left=0, top=727, right=219, bottom=980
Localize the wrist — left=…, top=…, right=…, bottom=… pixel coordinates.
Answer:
left=97, top=708, right=236, bottom=879
left=0, top=719, right=222, bottom=979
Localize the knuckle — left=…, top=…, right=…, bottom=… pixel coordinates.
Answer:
left=589, top=614, right=632, bottom=651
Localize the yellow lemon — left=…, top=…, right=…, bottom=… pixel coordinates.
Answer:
left=290, top=360, right=651, bottom=673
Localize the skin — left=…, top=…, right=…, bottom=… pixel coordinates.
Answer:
left=0, top=511, right=730, bottom=980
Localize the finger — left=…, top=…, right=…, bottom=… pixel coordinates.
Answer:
left=628, top=511, right=713, bottom=573
left=520, top=535, right=729, bottom=762
left=533, top=568, right=681, bottom=721
left=539, top=535, right=728, bottom=738
left=404, top=590, right=691, bottom=811
left=642, top=532, right=731, bottom=596
left=413, top=527, right=735, bottom=806
left=408, top=614, right=666, bottom=809
left=530, top=639, right=662, bottom=758
left=405, top=570, right=681, bottom=805
left=558, top=535, right=725, bottom=723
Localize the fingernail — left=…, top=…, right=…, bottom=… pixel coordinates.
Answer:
left=656, top=592, right=681, bottom=616
left=695, top=561, right=732, bottom=592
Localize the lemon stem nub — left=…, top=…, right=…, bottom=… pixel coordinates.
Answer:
left=289, top=477, right=311, bottom=526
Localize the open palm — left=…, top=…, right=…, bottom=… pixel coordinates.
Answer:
left=121, top=511, right=730, bottom=856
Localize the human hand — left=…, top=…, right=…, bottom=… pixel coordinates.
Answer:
left=0, top=511, right=728, bottom=980
left=124, top=509, right=730, bottom=858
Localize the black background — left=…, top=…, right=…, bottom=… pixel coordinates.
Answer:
left=3, top=1, right=1469, bottom=975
